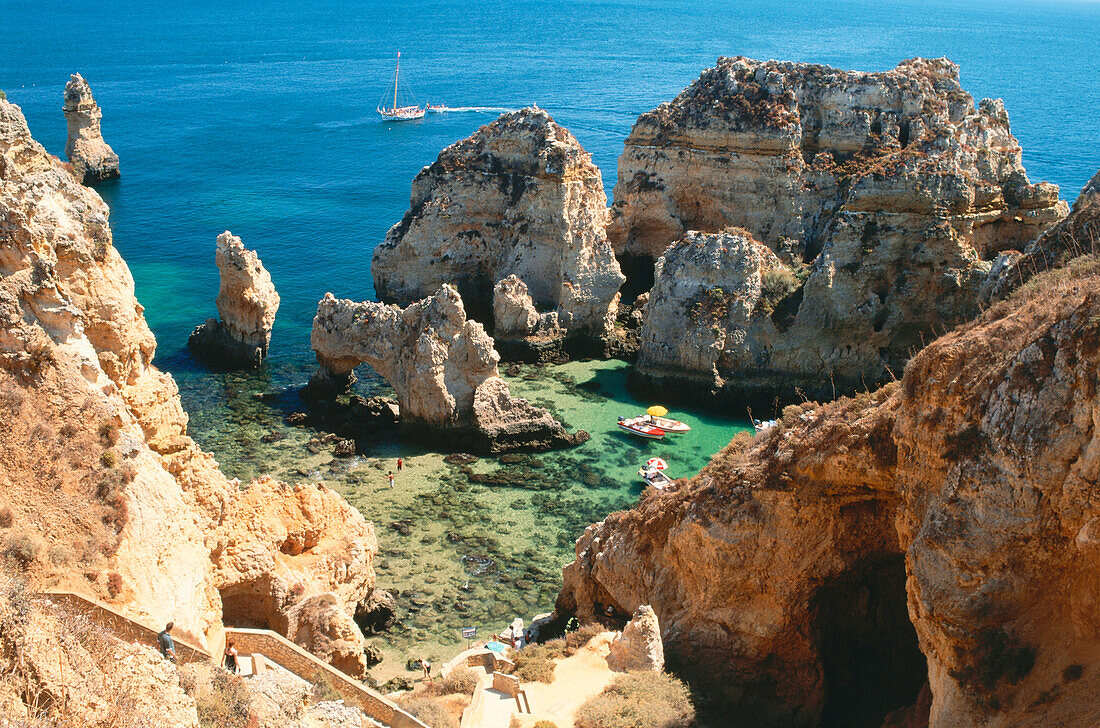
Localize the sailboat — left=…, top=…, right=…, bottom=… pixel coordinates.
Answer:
left=377, top=52, right=425, bottom=121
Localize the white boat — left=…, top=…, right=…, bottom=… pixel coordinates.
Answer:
left=643, top=415, right=691, bottom=434
left=753, top=418, right=778, bottom=432
left=617, top=416, right=664, bottom=440
left=639, top=465, right=675, bottom=490
left=378, top=52, right=425, bottom=121
left=426, top=103, right=448, bottom=113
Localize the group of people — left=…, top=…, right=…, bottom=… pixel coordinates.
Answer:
left=156, top=621, right=240, bottom=673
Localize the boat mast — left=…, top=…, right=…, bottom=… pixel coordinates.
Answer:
left=393, top=52, right=400, bottom=111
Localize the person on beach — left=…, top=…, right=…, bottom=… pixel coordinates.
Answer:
left=224, top=637, right=239, bottom=673
left=387, top=471, right=395, bottom=487
left=157, top=622, right=177, bottom=663
left=422, top=657, right=432, bottom=681
left=397, top=457, right=403, bottom=471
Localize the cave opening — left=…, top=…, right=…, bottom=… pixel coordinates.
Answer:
left=812, top=553, right=928, bottom=728
left=616, top=252, right=657, bottom=303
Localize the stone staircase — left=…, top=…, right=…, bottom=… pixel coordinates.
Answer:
left=38, top=592, right=429, bottom=728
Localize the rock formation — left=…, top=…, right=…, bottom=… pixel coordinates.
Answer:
left=983, top=167, right=1100, bottom=302
left=606, top=604, right=664, bottom=672
left=188, top=230, right=280, bottom=366
left=310, top=285, right=585, bottom=453
left=616, top=57, right=1066, bottom=402
left=372, top=107, right=624, bottom=346
left=0, top=97, right=374, bottom=677
left=62, top=73, right=120, bottom=185
left=559, top=255, right=1100, bottom=726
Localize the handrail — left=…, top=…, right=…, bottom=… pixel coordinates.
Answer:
left=38, top=591, right=212, bottom=663
left=225, top=627, right=430, bottom=728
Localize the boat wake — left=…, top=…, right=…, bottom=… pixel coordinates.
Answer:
left=440, top=106, right=517, bottom=113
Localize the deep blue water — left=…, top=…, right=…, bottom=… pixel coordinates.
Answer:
left=4, top=0, right=1099, bottom=395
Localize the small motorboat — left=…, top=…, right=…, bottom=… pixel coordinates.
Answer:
left=639, top=465, right=675, bottom=490
left=644, top=406, right=690, bottom=434
left=618, top=416, right=665, bottom=440
left=426, top=103, right=449, bottom=113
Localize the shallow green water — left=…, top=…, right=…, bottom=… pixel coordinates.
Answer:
left=187, top=358, right=749, bottom=679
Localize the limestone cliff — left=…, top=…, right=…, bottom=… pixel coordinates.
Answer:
left=617, top=58, right=1066, bottom=402
left=188, top=230, right=280, bottom=367
left=372, top=107, right=623, bottom=345
left=310, top=285, right=585, bottom=453
left=0, top=98, right=374, bottom=674
left=559, top=256, right=1100, bottom=727
left=62, top=74, right=120, bottom=185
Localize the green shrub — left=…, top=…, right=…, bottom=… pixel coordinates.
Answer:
left=574, top=672, right=695, bottom=728
left=399, top=697, right=457, bottom=728
left=757, top=267, right=801, bottom=315
left=0, top=90, right=6, bottom=101
left=100, top=450, right=118, bottom=468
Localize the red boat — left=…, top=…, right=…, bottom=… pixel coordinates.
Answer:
left=617, top=416, right=665, bottom=440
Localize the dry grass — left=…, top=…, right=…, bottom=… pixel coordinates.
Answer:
left=399, top=696, right=458, bottom=728
left=512, top=643, right=561, bottom=683
left=0, top=372, right=132, bottom=596
left=574, top=671, right=695, bottom=728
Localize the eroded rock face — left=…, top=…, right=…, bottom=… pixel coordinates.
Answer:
left=0, top=98, right=374, bottom=674
left=606, top=604, right=664, bottom=672
left=559, top=260, right=1100, bottom=727
left=188, top=231, right=280, bottom=366
left=617, top=58, right=1066, bottom=402
left=636, top=229, right=793, bottom=396
left=310, top=285, right=584, bottom=452
left=983, top=168, right=1100, bottom=302
left=62, top=74, right=120, bottom=185
left=372, top=107, right=624, bottom=342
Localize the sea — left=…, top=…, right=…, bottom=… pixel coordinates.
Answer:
left=4, top=0, right=1098, bottom=687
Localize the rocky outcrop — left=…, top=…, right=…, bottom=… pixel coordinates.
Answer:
left=372, top=107, right=624, bottom=345
left=606, top=604, right=664, bottom=672
left=983, top=167, right=1100, bottom=301
left=62, top=74, right=119, bottom=185
left=188, top=230, right=280, bottom=367
left=310, top=285, right=586, bottom=452
left=616, top=58, right=1066, bottom=402
left=0, top=98, right=374, bottom=676
left=559, top=257, right=1100, bottom=726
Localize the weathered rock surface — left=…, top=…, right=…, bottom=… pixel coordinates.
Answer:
left=372, top=107, right=624, bottom=343
left=0, top=98, right=374, bottom=676
left=62, top=73, right=119, bottom=185
left=355, top=588, right=397, bottom=634
left=983, top=167, right=1100, bottom=302
left=606, top=604, right=664, bottom=672
left=188, top=230, right=280, bottom=366
left=310, top=285, right=585, bottom=452
left=559, top=258, right=1100, bottom=727
left=617, top=58, right=1066, bottom=403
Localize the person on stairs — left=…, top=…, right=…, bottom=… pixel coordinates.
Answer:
left=157, top=622, right=178, bottom=663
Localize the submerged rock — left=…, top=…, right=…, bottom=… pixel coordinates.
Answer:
left=188, top=231, right=280, bottom=367
left=372, top=107, right=624, bottom=346
left=617, top=58, right=1067, bottom=404
left=62, top=73, right=119, bottom=184
left=355, top=588, right=398, bottom=635
left=309, top=284, right=584, bottom=453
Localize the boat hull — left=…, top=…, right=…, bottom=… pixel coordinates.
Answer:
left=638, top=467, right=674, bottom=490
left=617, top=418, right=664, bottom=439
left=648, top=416, right=691, bottom=434
left=378, top=106, right=425, bottom=121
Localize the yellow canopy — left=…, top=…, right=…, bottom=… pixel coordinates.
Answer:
left=647, top=405, right=669, bottom=417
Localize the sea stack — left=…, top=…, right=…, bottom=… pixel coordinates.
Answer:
left=62, top=73, right=120, bottom=185
left=619, top=57, right=1067, bottom=405
left=372, top=107, right=624, bottom=354
left=188, top=230, right=280, bottom=367
left=309, top=284, right=586, bottom=453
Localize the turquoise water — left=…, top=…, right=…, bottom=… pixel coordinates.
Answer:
left=4, top=0, right=1098, bottom=681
